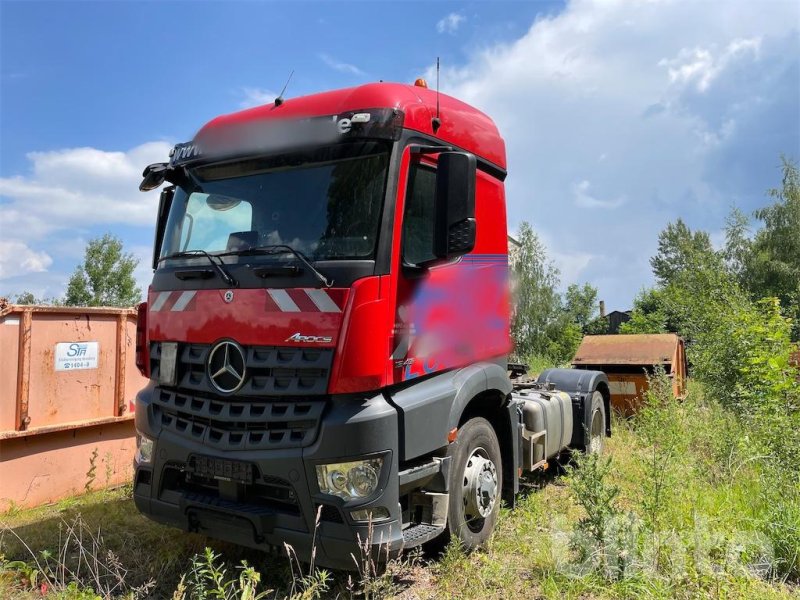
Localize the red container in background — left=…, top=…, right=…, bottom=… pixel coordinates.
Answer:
left=0, top=303, right=147, bottom=509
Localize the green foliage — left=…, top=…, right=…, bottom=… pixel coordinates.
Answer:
left=742, top=158, right=800, bottom=340
left=584, top=315, right=609, bottom=335
left=650, top=217, right=715, bottom=287
left=526, top=352, right=559, bottom=376
left=510, top=222, right=562, bottom=359
left=619, top=288, right=669, bottom=334
left=566, top=452, right=621, bottom=570
left=723, top=206, right=752, bottom=285
left=65, top=234, right=141, bottom=307
left=635, top=370, right=684, bottom=533
left=511, top=222, right=599, bottom=364
left=545, top=319, right=583, bottom=365
left=4, top=291, right=61, bottom=306
left=176, top=548, right=272, bottom=600
left=12, top=291, right=38, bottom=305
left=563, top=283, right=598, bottom=331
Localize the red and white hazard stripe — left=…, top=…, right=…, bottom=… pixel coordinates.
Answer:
left=149, top=289, right=343, bottom=313
left=150, top=291, right=197, bottom=312
left=265, top=289, right=341, bottom=313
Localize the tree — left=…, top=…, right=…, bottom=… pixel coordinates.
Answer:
left=619, top=288, right=669, bottom=334
left=13, top=291, right=38, bottom=305
left=563, top=283, right=599, bottom=332
left=744, top=158, right=800, bottom=339
left=510, top=221, right=562, bottom=360
left=650, top=218, right=715, bottom=286
left=65, top=234, right=142, bottom=307
left=722, top=206, right=752, bottom=286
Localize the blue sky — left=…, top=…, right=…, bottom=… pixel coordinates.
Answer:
left=1, top=0, right=798, bottom=310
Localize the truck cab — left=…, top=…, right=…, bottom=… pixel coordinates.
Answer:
left=133, top=81, right=610, bottom=569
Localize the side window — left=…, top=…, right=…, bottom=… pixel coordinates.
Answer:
left=402, top=164, right=437, bottom=265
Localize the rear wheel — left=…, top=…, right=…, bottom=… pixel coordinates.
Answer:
left=585, top=390, right=606, bottom=454
left=445, top=417, right=502, bottom=549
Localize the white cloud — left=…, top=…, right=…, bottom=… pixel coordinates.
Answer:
left=239, top=87, right=279, bottom=108
left=571, top=180, right=625, bottom=209
left=660, top=37, right=761, bottom=93
left=437, top=0, right=799, bottom=308
left=0, top=142, right=170, bottom=299
left=437, top=13, right=465, bottom=34
left=319, top=53, right=365, bottom=76
left=0, top=241, right=53, bottom=279
left=0, top=142, right=171, bottom=238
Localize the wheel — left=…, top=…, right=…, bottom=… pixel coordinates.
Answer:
left=585, top=390, right=606, bottom=455
left=445, top=417, right=503, bottom=549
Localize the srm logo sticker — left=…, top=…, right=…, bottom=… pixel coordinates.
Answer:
left=67, top=343, right=89, bottom=357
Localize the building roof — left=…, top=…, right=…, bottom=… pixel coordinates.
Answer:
left=572, top=333, right=683, bottom=366
left=195, top=82, right=506, bottom=170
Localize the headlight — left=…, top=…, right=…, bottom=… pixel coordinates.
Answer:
left=315, top=457, right=383, bottom=501
left=135, top=434, right=154, bottom=465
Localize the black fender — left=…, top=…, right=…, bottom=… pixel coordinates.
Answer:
left=449, top=362, right=513, bottom=430
left=537, top=368, right=611, bottom=445
left=388, top=362, right=513, bottom=462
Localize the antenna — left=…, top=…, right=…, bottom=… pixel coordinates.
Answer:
left=274, top=70, right=294, bottom=107
left=432, top=57, right=441, bottom=133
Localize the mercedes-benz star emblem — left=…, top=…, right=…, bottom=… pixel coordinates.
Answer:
left=207, top=340, right=246, bottom=394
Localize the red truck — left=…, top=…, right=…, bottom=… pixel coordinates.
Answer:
left=134, top=81, right=610, bottom=569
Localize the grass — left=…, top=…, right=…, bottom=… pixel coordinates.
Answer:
left=1, top=380, right=798, bottom=599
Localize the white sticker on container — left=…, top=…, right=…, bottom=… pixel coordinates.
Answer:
left=55, top=342, right=99, bottom=371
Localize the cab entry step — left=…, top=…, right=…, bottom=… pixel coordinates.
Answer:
left=402, top=523, right=444, bottom=547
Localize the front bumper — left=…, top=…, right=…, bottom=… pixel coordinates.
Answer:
left=133, top=383, right=403, bottom=571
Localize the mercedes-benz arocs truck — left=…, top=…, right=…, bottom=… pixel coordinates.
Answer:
left=133, top=81, right=611, bottom=570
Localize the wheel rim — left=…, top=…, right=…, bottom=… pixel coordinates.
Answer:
left=461, top=447, right=498, bottom=532
left=589, top=409, right=604, bottom=454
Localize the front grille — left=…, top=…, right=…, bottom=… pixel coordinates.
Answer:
left=152, top=387, right=325, bottom=450
left=150, top=342, right=333, bottom=397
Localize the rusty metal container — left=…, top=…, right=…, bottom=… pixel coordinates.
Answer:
left=572, top=333, right=687, bottom=416
left=0, top=303, right=146, bottom=509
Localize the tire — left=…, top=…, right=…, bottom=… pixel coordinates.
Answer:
left=444, top=417, right=503, bottom=550
left=584, top=390, right=606, bottom=455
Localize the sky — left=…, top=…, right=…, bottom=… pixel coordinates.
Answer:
left=1, top=0, right=798, bottom=311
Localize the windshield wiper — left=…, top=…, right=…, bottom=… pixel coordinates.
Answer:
left=219, top=244, right=333, bottom=288
left=158, top=250, right=237, bottom=287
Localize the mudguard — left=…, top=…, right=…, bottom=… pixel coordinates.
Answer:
left=389, top=362, right=513, bottom=461
left=537, top=368, right=611, bottom=445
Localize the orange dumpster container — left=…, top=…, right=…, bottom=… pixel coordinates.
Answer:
left=571, top=333, right=687, bottom=416
left=0, top=302, right=147, bottom=509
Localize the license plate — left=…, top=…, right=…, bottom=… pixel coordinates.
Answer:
left=188, top=455, right=254, bottom=484
left=159, top=342, right=178, bottom=386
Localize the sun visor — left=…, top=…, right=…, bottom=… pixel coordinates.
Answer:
left=170, top=108, right=404, bottom=168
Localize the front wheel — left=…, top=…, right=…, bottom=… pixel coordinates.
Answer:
left=445, top=417, right=503, bottom=549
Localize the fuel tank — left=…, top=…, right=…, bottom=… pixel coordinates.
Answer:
left=514, top=389, right=574, bottom=464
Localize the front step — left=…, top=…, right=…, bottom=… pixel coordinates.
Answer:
left=402, top=522, right=445, bottom=547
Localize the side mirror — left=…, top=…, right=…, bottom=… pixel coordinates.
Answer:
left=434, top=152, right=477, bottom=260
left=152, top=186, right=174, bottom=269
left=140, top=162, right=169, bottom=192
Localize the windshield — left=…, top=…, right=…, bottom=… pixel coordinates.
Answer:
left=160, top=142, right=390, bottom=262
